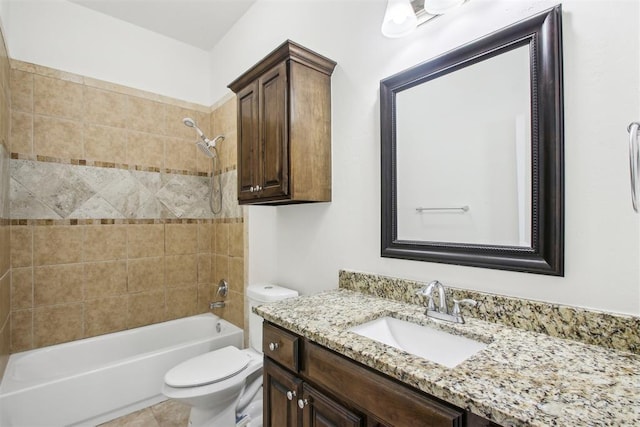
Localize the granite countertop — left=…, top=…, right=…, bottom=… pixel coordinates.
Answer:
left=254, top=289, right=640, bottom=427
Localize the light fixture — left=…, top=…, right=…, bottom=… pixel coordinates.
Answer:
left=423, top=0, right=466, bottom=15
left=381, top=0, right=418, bottom=38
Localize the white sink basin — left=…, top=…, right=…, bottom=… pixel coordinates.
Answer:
left=348, top=316, right=487, bottom=368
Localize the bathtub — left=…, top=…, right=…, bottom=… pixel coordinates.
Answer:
left=0, top=313, right=243, bottom=426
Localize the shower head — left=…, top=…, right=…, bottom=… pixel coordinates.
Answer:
left=182, top=117, right=205, bottom=139
left=195, top=135, right=225, bottom=158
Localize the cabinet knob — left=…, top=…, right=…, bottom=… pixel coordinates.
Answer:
left=297, top=398, right=310, bottom=409
left=250, top=186, right=255, bottom=192
left=286, top=390, right=296, bottom=401
left=268, top=342, right=280, bottom=351
left=256, top=185, right=262, bottom=191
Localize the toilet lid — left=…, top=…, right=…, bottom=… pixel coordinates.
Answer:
left=164, top=346, right=250, bottom=388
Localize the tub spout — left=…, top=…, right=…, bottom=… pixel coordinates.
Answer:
left=210, top=301, right=225, bottom=309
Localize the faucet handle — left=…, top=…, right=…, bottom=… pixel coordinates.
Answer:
left=452, top=298, right=477, bottom=316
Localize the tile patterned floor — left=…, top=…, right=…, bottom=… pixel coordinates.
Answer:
left=98, top=400, right=190, bottom=427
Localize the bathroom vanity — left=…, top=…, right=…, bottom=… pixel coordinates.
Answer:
left=263, top=321, right=497, bottom=426
left=255, top=285, right=640, bottom=427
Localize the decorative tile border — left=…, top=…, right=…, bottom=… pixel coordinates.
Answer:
left=9, top=217, right=243, bottom=226
left=10, top=153, right=236, bottom=178
left=338, top=270, right=640, bottom=354
left=10, top=159, right=242, bottom=220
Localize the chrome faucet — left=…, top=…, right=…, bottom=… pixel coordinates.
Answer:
left=416, top=280, right=476, bottom=324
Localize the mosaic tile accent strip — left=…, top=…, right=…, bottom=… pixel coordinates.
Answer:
left=255, top=290, right=640, bottom=427
left=0, top=143, right=8, bottom=219
left=338, top=270, right=640, bottom=354
left=10, top=159, right=242, bottom=220
left=9, top=217, right=243, bottom=226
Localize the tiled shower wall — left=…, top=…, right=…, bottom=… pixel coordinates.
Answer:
left=8, top=60, right=245, bottom=353
left=0, top=27, right=10, bottom=377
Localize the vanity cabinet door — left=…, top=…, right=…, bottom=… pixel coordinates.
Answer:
left=264, top=358, right=302, bottom=427
left=300, top=383, right=363, bottom=427
left=236, top=80, right=260, bottom=201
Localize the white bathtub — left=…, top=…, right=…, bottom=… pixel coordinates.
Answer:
left=0, top=313, right=243, bottom=426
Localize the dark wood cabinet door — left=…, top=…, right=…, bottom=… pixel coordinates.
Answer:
left=300, top=383, right=362, bottom=427
left=236, top=80, right=260, bottom=201
left=258, top=61, right=289, bottom=199
left=264, top=358, right=301, bottom=427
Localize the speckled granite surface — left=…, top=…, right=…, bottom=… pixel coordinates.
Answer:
left=254, top=289, right=640, bottom=427
left=339, top=270, right=640, bottom=354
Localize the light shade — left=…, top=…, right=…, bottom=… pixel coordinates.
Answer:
left=381, top=0, right=418, bottom=38
left=423, top=0, right=466, bottom=15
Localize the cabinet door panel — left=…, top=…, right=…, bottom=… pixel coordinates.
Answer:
left=303, top=342, right=464, bottom=427
left=301, top=383, right=362, bottom=427
left=259, top=61, right=289, bottom=198
left=237, top=81, right=260, bottom=201
left=264, top=358, right=301, bottom=427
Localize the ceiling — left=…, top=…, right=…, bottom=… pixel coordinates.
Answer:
left=70, top=0, right=257, bottom=51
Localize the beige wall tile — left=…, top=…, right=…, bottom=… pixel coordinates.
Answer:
left=197, top=223, right=212, bottom=253
left=165, top=137, right=195, bottom=171
left=10, top=69, right=33, bottom=113
left=127, top=257, right=165, bottom=293
left=213, top=254, right=228, bottom=284
left=83, top=87, right=128, bottom=128
left=34, top=264, right=84, bottom=306
left=126, top=131, right=164, bottom=169
left=10, top=111, right=33, bottom=154
left=85, top=296, right=128, bottom=337
left=229, top=223, right=243, bottom=258
left=197, top=284, right=213, bottom=313
left=85, top=260, right=127, bottom=299
left=165, top=254, right=197, bottom=287
left=229, top=257, right=244, bottom=294
left=127, top=290, right=165, bottom=328
left=10, top=309, right=33, bottom=352
left=197, top=253, right=211, bottom=284
left=196, top=144, right=214, bottom=174
left=33, top=225, right=84, bottom=266
left=165, top=224, right=197, bottom=255
left=34, top=303, right=83, bottom=347
left=166, top=286, right=197, bottom=320
left=218, top=130, right=237, bottom=170
left=214, top=223, right=229, bottom=255
left=84, top=124, right=127, bottom=164
left=127, top=96, right=165, bottom=135
left=11, top=267, right=32, bottom=310
left=0, top=273, right=8, bottom=326
left=84, top=225, right=127, bottom=261
left=10, top=226, right=32, bottom=268
left=127, top=224, right=164, bottom=258
left=0, top=225, right=8, bottom=277
left=33, top=75, right=83, bottom=120
left=33, top=115, right=83, bottom=159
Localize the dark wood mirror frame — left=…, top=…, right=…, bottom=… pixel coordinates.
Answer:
left=380, top=6, right=564, bottom=276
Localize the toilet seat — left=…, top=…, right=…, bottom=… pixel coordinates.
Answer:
left=164, top=346, right=250, bottom=388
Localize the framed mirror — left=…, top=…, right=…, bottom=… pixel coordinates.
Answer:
left=380, top=6, right=564, bottom=276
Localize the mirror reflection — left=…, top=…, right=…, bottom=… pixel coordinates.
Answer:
left=396, top=45, right=532, bottom=246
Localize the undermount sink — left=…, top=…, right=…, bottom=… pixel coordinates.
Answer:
left=348, top=316, right=487, bottom=368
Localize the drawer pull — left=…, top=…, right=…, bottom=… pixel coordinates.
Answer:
left=298, top=398, right=311, bottom=409
left=286, top=390, right=296, bottom=401
left=268, top=342, right=280, bottom=351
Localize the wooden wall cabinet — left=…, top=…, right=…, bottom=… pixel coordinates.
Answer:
left=262, top=322, right=501, bottom=427
left=228, top=40, right=336, bottom=205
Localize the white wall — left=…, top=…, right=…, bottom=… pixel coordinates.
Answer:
left=4, top=0, right=211, bottom=105
left=211, top=0, right=640, bottom=316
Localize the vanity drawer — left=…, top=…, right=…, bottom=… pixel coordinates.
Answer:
left=263, top=322, right=300, bottom=372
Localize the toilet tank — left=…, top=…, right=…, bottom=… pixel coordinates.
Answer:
left=247, top=284, right=299, bottom=353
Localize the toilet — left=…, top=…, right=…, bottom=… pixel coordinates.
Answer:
left=162, top=284, right=298, bottom=427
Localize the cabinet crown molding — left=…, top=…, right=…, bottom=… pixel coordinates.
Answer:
left=228, top=39, right=337, bottom=93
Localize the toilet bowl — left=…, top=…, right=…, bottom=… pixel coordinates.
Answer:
left=162, top=284, right=298, bottom=427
